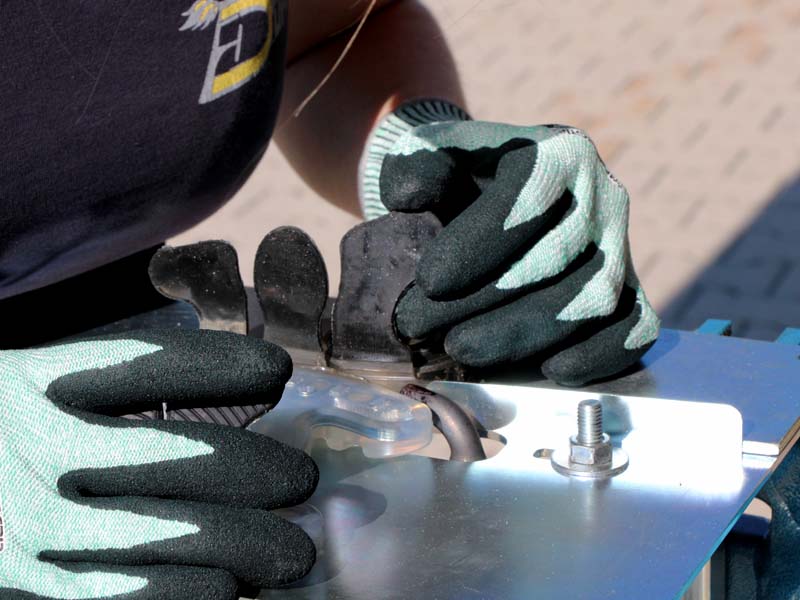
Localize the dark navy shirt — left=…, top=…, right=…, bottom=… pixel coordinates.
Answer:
left=0, top=0, right=287, bottom=298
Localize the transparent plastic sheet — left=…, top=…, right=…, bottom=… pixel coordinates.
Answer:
left=248, top=367, right=433, bottom=458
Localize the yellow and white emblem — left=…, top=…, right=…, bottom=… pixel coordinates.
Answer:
left=181, top=0, right=274, bottom=104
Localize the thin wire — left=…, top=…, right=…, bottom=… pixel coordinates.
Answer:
left=446, top=0, right=487, bottom=29
left=292, top=0, right=378, bottom=118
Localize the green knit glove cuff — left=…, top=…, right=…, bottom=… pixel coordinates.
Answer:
left=359, top=98, right=471, bottom=220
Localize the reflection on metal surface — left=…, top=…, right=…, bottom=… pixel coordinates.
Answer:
left=249, top=368, right=433, bottom=459
left=255, top=329, right=800, bottom=598
left=413, top=430, right=506, bottom=461
left=76, top=300, right=200, bottom=338
left=513, top=329, right=800, bottom=457
left=431, top=382, right=745, bottom=495
left=681, top=560, right=711, bottom=600
left=255, top=377, right=787, bottom=599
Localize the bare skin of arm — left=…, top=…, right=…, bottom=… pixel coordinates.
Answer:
left=277, top=0, right=466, bottom=215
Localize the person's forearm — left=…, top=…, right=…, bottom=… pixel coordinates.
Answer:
left=276, top=0, right=465, bottom=215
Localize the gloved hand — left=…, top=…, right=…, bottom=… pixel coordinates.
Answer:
left=0, top=329, right=318, bottom=600
left=360, top=99, right=660, bottom=386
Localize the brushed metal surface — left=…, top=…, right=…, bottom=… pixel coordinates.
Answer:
left=254, top=331, right=800, bottom=599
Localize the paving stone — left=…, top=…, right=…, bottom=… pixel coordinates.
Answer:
left=692, top=260, right=789, bottom=297
left=663, top=288, right=800, bottom=340
left=775, top=266, right=800, bottom=302
left=722, top=228, right=800, bottom=264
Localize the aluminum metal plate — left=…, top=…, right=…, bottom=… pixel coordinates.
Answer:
left=507, top=329, right=800, bottom=457
left=255, top=331, right=800, bottom=600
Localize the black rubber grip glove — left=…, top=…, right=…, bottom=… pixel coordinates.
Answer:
left=0, top=329, right=317, bottom=599
left=359, top=99, right=660, bottom=386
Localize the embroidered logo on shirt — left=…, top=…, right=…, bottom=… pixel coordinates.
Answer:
left=180, top=0, right=274, bottom=104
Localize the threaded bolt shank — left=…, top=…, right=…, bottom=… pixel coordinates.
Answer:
left=577, top=399, right=603, bottom=445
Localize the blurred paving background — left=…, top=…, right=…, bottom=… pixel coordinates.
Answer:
left=175, top=0, right=800, bottom=339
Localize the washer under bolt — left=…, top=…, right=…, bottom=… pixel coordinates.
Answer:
left=551, top=399, right=629, bottom=479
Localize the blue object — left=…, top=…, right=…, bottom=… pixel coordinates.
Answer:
left=776, top=328, right=800, bottom=346
left=697, top=319, right=733, bottom=336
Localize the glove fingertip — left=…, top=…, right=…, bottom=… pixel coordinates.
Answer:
left=271, top=521, right=318, bottom=586
left=262, top=338, right=294, bottom=386
left=294, top=449, right=321, bottom=505
left=46, top=329, right=294, bottom=415
left=443, top=325, right=495, bottom=368
left=251, top=437, right=319, bottom=509
left=415, top=247, right=459, bottom=300
left=542, top=338, right=655, bottom=387
left=236, top=512, right=317, bottom=589
left=394, top=286, right=431, bottom=340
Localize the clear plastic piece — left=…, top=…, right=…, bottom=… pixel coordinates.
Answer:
left=248, top=367, right=433, bottom=458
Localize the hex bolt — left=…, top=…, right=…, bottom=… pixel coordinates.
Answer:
left=576, top=399, right=603, bottom=445
left=551, top=398, right=629, bottom=479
